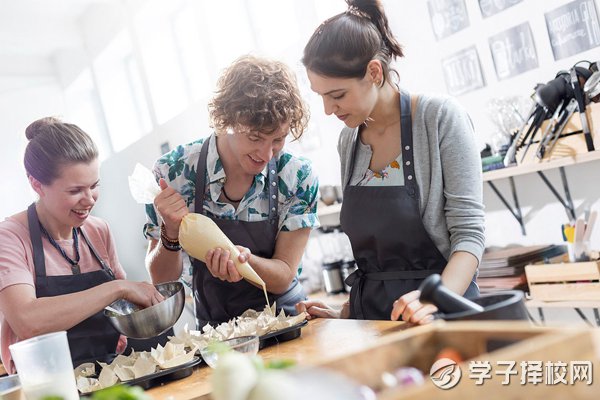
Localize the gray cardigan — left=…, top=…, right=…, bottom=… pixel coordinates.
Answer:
left=338, top=93, right=485, bottom=263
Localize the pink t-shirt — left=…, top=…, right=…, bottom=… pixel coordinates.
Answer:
left=0, top=212, right=127, bottom=373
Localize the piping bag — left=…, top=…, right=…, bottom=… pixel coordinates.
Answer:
left=128, top=163, right=266, bottom=288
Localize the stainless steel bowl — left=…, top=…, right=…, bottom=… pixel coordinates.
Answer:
left=104, top=281, right=185, bottom=339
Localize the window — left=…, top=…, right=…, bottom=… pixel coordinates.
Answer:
left=171, top=4, right=211, bottom=103
left=198, top=1, right=256, bottom=70
left=93, top=31, right=152, bottom=152
left=135, top=0, right=189, bottom=124
left=247, top=0, right=301, bottom=56
left=64, top=69, right=111, bottom=161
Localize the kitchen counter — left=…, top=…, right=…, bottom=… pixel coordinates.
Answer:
left=147, top=318, right=407, bottom=400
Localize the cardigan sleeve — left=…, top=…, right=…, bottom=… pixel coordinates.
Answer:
left=436, top=97, right=486, bottom=263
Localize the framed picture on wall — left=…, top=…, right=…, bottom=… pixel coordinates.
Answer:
left=545, top=0, right=600, bottom=60
left=441, top=46, right=486, bottom=96
left=489, top=22, right=538, bottom=80
left=427, top=0, right=470, bottom=40
left=478, top=0, right=523, bottom=18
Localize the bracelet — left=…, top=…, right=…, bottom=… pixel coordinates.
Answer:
left=160, top=222, right=180, bottom=245
left=161, top=238, right=181, bottom=251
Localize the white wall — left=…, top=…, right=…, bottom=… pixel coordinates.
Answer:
left=381, top=0, right=600, bottom=250
left=0, top=82, right=65, bottom=217
left=91, top=103, right=211, bottom=281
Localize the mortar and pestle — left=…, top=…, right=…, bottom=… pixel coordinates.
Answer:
left=418, top=274, right=529, bottom=321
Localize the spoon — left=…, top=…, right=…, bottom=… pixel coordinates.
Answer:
left=105, top=305, right=126, bottom=316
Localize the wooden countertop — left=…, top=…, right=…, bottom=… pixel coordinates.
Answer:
left=147, top=318, right=407, bottom=400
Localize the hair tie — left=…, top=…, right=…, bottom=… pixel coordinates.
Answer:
left=346, top=5, right=370, bottom=19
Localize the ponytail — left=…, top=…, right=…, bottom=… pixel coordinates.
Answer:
left=303, top=0, right=403, bottom=81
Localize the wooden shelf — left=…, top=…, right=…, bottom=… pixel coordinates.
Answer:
left=525, top=298, right=600, bottom=327
left=482, top=150, right=600, bottom=234
left=526, top=299, right=600, bottom=309
left=483, top=150, right=600, bottom=181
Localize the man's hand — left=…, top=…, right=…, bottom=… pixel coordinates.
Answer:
left=154, top=178, right=188, bottom=238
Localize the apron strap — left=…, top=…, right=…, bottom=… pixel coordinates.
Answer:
left=399, top=90, right=417, bottom=197
left=266, top=157, right=278, bottom=234
left=195, top=135, right=279, bottom=233
left=78, top=228, right=115, bottom=279
left=345, top=91, right=417, bottom=197
left=27, top=203, right=48, bottom=286
left=28, top=202, right=114, bottom=281
left=194, top=137, right=211, bottom=215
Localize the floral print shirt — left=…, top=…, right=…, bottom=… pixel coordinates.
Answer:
left=353, top=153, right=405, bottom=187
left=143, top=134, right=320, bottom=285
left=144, top=134, right=320, bottom=240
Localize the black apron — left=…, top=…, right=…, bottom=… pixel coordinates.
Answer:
left=192, top=137, right=306, bottom=328
left=341, top=91, right=479, bottom=320
left=27, top=203, right=119, bottom=366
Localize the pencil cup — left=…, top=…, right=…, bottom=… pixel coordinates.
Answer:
left=567, top=241, right=590, bottom=262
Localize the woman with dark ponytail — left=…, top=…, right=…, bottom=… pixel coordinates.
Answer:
left=297, top=0, right=485, bottom=323
left=0, top=117, right=163, bottom=374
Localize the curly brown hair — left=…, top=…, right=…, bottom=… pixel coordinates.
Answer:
left=208, top=55, right=308, bottom=140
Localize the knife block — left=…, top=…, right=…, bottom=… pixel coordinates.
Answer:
left=517, top=102, right=600, bottom=165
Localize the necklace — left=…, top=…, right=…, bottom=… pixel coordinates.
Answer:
left=221, top=186, right=244, bottom=203
left=39, top=224, right=81, bottom=274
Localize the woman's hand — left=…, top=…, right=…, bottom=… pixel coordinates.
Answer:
left=154, top=178, right=189, bottom=238
left=205, top=247, right=243, bottom=282
left=119, top=281, right=165, bottom=309
left=390, top=290, right=437, bottom=325
left=295, top=300, right=342, bottom=320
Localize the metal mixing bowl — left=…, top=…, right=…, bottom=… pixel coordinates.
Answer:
left=104, top=281, right=185, bottom=339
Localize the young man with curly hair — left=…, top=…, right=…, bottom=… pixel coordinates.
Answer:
left=144, top=55, right=320, bottom=328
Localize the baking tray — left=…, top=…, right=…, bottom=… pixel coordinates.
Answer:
left=258, top=320, right=308, bottom=349
left=125, top=356, right=202, bottom=389
left=79, top=356, right=202, bottom=393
